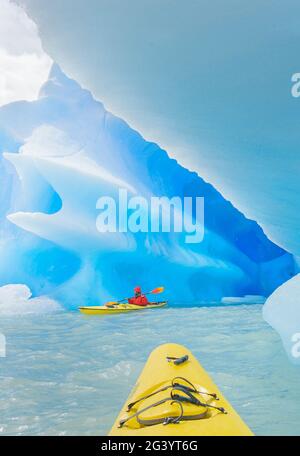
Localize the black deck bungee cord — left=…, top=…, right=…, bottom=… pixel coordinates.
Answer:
left=126, top=376, right=218, bottom=411
left=119, top=379, right=226, bottom=428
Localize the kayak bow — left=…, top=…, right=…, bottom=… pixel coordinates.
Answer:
left=109, top=343, right=253, bottom=436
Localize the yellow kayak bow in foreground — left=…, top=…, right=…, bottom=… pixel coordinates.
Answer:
left=109, top=343, right=253, bottom=436
left=79, top=301, right=167, bottom=315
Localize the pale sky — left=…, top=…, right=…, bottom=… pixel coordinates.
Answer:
left=0, top=0, right=52, bottom=106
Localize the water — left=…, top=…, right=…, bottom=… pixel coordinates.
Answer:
left=0, top=304, right=300, bottom=436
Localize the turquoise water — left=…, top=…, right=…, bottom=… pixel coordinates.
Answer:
left=0, top=304, right=300, bottom=436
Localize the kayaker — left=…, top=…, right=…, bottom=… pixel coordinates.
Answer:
left=128, top=286, right=149, bottom=306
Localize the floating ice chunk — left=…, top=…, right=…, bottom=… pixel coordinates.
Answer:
left=222, top=295, right=265, bottom=305
left=263, top=274, right=300, bottom=363
left=0, top=284, right=61, bottom=315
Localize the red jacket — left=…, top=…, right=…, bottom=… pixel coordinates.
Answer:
left=128, top=295, right=149, bottom=306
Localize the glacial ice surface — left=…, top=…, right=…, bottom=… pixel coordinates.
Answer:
left=0, top=284, right=61, bottom=315
left=263, top=274, right=300, bottom=364
left=0, top=64, right=296, bottom=308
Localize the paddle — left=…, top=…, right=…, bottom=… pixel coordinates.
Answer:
left=105, top=287, right=164, bottom=307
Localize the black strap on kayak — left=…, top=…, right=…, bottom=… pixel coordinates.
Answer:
left=126, top=384, right=172, bottom=411
left=172, top=377, right=218, bottom=399
left=119, top=389, right=225, bottom=428
left=126, top=376, right=218, bottom=412
left=119, top=382, right=226, bottom=428
left=171, top=386, right=226, bottom=413
left=120, top=397, right=204, bottom=428
left=119, top=398, right=185, bottom=428
left=167, top=355, right=189, bottom=365
left=162, top=401, right=184, bottom=425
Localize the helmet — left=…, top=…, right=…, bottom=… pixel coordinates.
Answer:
left=134, top=286, right=141, bottom=294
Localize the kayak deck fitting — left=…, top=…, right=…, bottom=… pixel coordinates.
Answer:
left=109, top=343, right=253, bottom=436
left=79, top=301, right=167, bottom=315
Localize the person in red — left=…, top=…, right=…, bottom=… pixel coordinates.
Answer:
left=128, top=286, right=149, bottom=306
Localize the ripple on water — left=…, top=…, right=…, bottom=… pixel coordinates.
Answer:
left=0, top=305, right=300, bottom=435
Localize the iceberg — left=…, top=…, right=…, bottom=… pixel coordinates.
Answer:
left=263, top=274, right=300, bottom=364
left=16, top=0, right=300, bottom=259
left=0, top=64, right=296, bottom=309
left=0, top=284, right=61, bottom=315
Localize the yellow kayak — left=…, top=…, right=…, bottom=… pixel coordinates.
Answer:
left=109, top=343, right=253, bottom=436
left=79, top=301, right=167, bottom=315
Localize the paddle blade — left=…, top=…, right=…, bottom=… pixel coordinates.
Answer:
left=151, top=287, right=164, bottom=294
left=104, top=301, right=118, bottom=306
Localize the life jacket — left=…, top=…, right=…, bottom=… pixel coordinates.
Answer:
left=128, top=295, right=149, bottom=306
